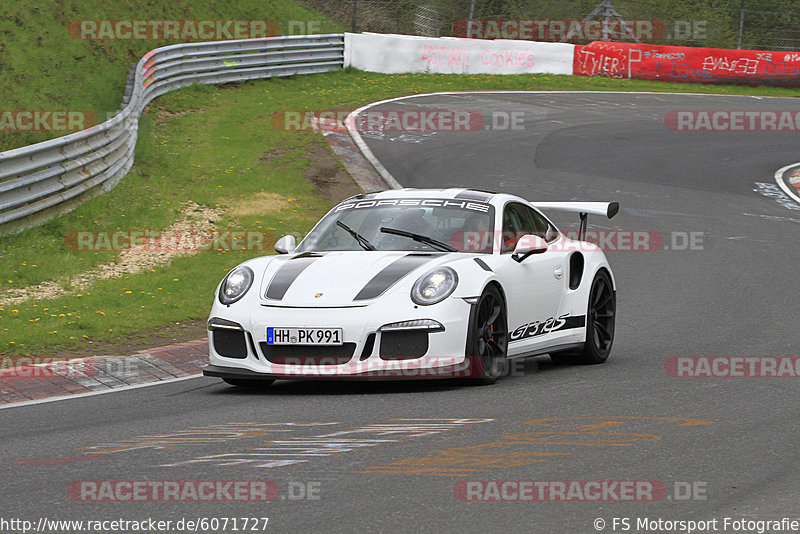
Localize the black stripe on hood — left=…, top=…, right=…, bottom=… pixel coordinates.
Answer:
left=264, top=255, right=321, bottom=300
left=353, top=254, right=437, bottom=301
left=454, top=190, right=494, bottom=202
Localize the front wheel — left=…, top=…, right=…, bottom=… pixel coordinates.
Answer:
left=551, top=270, right=615, bottom=365
left=465, top=285, right=508, bottom=385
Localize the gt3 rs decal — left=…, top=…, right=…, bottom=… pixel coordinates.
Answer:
left=509, top=314, right=586, bottom=342
left=353, top=254, right=436, bottom=301
left=264, top=255, right=320, bottom=300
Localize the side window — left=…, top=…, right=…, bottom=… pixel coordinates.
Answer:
left=502, top=203, right=559, bottom=252
left=501, top=203, right=528, bottom=253
left=528, top=207, right=560, bottom=243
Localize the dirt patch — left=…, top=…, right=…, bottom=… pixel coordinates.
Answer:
left=0, top=202, right=223, bottom=306
left=256, top=142, right=362, bottom=204
left=227, top=191, right=291, bottom=217
left=258, top=146, right=301, bottom=164
left=154, top=107, right=207, bottom=126
left=305, top=141, right=363, bottom=204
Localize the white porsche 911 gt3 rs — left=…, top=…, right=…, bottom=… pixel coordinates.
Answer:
left=203, top=188, right=618, bottom=386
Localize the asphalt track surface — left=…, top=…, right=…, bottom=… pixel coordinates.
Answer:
left=3, top=92, right=800, bottom=534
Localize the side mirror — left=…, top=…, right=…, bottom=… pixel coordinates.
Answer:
left=274, top=235, right=297, bottom=254
left=512, top=234, right=548, bottom=262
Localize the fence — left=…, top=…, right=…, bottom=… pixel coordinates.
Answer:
left=0, top=35, right=344, bottom=235
left=298, top=0, right=800, bottom=51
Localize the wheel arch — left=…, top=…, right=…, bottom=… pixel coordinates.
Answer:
left=594, top=265, right=616, bottom=291
left=586, top=262, right=616, bottom=291
left=484, top=279, right=508, bottom=308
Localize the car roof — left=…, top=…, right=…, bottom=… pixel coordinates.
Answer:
left=342, top=188, right=524, bottom=207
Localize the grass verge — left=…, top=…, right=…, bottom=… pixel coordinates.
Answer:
left=0, top=0, right=342, bottom=151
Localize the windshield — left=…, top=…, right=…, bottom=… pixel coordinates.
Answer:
left=295, top=198, right=495, bottom=253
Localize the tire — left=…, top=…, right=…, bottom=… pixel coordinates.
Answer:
left=550, top=270, right=615, bottom=365
left=222, top=378, right=275, bottom=388
left=465, top=285, right=509, bottom=385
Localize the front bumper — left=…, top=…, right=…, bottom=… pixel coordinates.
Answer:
left=205, top=297, right=475, bottom=380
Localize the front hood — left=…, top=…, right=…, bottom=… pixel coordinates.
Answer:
left=258, top=251, right=446, bottom=307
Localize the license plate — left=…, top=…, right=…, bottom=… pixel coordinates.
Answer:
left=267, top=327, right=343, bottom=346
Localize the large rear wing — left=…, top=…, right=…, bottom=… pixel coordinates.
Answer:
left=531, top=201, right=620, bottom=241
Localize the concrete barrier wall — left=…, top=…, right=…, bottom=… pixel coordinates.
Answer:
left=344, top=32, right=574, bottom=75
left=346, top=32, right=800, bottom=88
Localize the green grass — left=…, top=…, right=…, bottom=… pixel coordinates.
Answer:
left=0, top=0, right=342, bottom=151
left=3, top=68, right=800, bottom=356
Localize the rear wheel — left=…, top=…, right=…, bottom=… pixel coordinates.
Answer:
left=222, top=378, right=275, bottom=388
left=550, top=270, right=615, bottom=365
left=466, top=285, right=508, bottom=385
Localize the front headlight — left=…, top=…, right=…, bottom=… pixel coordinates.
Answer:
left=218, top=265, right=254, bottom=305
left=411, top=267, right=458, bottom=306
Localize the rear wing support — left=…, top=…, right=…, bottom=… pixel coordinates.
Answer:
left=531, top=201, right=620, bottom=242
left=579, top=212, right=588, bottom=242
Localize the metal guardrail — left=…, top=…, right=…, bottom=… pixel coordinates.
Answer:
left=0, top=34, right=345, bottom=234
